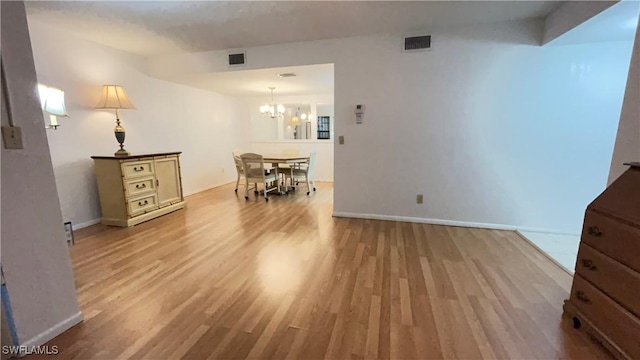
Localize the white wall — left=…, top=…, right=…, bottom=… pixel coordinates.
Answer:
left=333, top=28, right=631, bottom=234
left=0, top=1, right=81, bottom=347
left=149, top=19, right=633, bottom=234
left=27, top=20, right=248, bottom=227
left=609, top=18, right=640, bottom=183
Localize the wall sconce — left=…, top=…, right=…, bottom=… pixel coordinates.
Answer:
left=37, top=84, right=68, bottom=130
left=95, top=85, right=136, bottom=157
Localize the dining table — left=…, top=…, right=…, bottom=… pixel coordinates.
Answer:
left=262, top=154, right=309, bottom=165
left=262, top=154, right=309, bottom=192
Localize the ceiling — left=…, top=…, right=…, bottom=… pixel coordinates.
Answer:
left=550, top=1, right=639, bottom=45
left=186, top=63, right=334, bottom=97
left=26, top=1, right=564, bottom=57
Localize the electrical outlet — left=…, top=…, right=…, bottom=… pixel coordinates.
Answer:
left=221, top=168, right=225, bottom=174
left=416, top=194, right=423, bottom=204
left=339, top=135, right=345, bottom=145
left=2, top=126, right=24, bottom=149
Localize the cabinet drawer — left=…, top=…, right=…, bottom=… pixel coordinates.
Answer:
left=122, top=160, right=154, bottom=179
left=582, top=210, right=640, bottom=273
left=570, top=275, right=640, bottom=359
left=576, top=243, right=640, bottom=317
left=127, top=194, right=158, bottom=217
left=124, top=176, right=156, bottom=198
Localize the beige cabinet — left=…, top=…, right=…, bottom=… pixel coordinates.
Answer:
left=92, top=152, right=186, bottom=227
left=155, top=157, right=182, bottom=207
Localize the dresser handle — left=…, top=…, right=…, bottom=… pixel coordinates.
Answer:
left=133, top=166, right=144, bottom=172
left=135, top=183, right=146, bottom=189
left=138, top=200, right=149, bottom=206
left=587, top=226, right=602, bottom=237
left=575, top=291, right=591, bottom=304
left=580, top=259, right=597, bottom=271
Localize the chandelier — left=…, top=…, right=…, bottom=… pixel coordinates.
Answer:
left=260, top=87, right=285, bottom=119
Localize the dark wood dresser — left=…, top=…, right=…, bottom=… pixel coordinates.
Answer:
left=564, top=162, right=640, bottom=359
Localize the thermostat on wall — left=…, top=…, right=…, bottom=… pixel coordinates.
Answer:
left=355, top=104, right=365, bottom=124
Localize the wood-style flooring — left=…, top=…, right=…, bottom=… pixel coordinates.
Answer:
left=32, top=182, right=606, bottom=359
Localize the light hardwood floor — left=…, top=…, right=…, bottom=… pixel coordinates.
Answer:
left=518, top=231, right=581, bottom=273
left=32, top=182, right=606, bottom=359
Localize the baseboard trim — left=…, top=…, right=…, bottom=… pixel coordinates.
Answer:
left=20, top=311, right=83, bottom=351
left=331, top=211, right=580, bottom=235
left=188, top=180, right=334, bottom=196
left=73, top=218, right=101, bottom=230
left=184, top=180, right=237, bottom=197
left=515, top=230, right=574, bottom=276
left=515, top=228, right=581, bottom=236
left=332, top=212, right=516, bottom=231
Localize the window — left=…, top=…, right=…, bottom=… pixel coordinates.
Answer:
left=317, top=116, right=330, bottom=140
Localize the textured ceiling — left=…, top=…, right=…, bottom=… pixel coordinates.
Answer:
left=26, top=1, right=564, bottom=57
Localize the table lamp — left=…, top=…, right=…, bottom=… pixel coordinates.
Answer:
left=38, top=84, right=68, bottom=130
left=95, top=85, right=135, bottom=157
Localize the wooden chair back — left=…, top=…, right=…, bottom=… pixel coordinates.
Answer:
left=240, top=153, right=267, bottom=182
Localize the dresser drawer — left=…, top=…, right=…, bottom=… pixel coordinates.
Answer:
left=124, top=176, right=156, bottom=198
left=582, top=210, right=640, bottom=273
left=576, top=243, right=640, bottom=317
left=127, top=194, right=159, bottom=217
left=122, top=160, right=154, bottom=179
left=570, top=275, right=640, bottom=359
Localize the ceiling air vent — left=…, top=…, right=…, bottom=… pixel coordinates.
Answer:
left=228, top=52, right=246, bottom=66
left=277, top=73, right=297, bottom=78
left=403, top=35, right=431, bottom=52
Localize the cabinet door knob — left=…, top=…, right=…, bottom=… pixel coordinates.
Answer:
left=134, top=166, right=144, bottom=172
left=575, top=291, right=591, bottom=304
left=587, top=226, right=602, bottom=237
left=138, top=200, right=148, bottom=206
left=580, top=259, right=597, bottom=271
left=136, top=183, right=146, bottom=189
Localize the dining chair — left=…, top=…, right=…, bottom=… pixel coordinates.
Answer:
left=239, top=153, right=280, bottom=201
left=290, top=152, right=317, bottom=195
left=232, top=152, right=245, bottom=193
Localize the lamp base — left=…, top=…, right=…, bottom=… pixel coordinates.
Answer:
left=114, top=148, right=131, bottom=157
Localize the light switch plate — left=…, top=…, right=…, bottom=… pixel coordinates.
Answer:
left=2, top=126, right=24, bottom=149
left=417, top=194, right=423, bottom=204
left=339, top=135, right=344, bottom=145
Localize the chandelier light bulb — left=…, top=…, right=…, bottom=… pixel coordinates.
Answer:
left=260, top=87, right=285, bottom=119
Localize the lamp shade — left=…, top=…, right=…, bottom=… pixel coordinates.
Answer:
left=95, top=85, right=135, bottom=109
left=38, top=84, right=68, bottom=117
